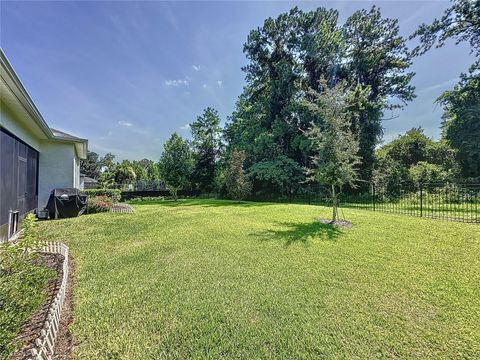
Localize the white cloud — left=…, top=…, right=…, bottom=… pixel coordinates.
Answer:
left=192, top=65, right=201, bottom=71
left=217, top=80, right=223, bottom=86
left=180, top=123, right=190, bottom=130
left=164, top=79, right=189, bottom=87
left=202, top=83, right=207, bottom=89
left=118, top=120, right=133, bottom=127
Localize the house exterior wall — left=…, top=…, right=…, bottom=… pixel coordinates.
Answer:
left=38, top=141, right=79, bottom=208
left=0, top=101, right=41, bottom=151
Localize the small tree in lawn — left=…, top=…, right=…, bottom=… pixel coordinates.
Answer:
left=225, top=149, right=251, bottom=201
left=159, top=133, right=193, bottom=201
left=305, top=82, right=361, bottom=222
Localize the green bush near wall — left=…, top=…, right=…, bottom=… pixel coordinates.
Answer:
left=84, top=189, right=121, bottom=203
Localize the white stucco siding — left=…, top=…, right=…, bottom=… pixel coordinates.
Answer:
left=0, top=101, right=41, bottom=151
left=38, top=141, right=80, bottom=208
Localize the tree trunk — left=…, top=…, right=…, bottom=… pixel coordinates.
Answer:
left=331, top=184, right=337, bottom=222
left=172, top=188, right=178, bottom=201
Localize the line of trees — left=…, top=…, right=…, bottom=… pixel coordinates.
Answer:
left=81, top=1, right=479, bottom=203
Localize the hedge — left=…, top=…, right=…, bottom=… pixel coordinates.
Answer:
left=84, top=189, right=121, bottom=203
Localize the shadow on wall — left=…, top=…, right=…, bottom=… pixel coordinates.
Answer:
left=253, top=221, right=344, bottom=246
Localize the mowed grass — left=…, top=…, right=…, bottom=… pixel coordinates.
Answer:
left=38, top=199, right=480, bottom=359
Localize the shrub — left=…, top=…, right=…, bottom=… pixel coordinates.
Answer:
left=88, top=196, right=113, bottom=213
left=409, top=161, right=448, bottom=185
left=85, top=189, right=121, bottom=203
left=0, top=214, right=54, bottom=358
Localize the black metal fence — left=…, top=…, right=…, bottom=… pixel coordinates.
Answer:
left=341, top=182, right=480, bottom=223
left=242, top=182, right=480, bottom=223
left=109, top=180, right=480, bottom=224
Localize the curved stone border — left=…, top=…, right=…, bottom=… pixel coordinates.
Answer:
left=29, top=242, right=69, bottom=360
left=111, top=203, right=134, bottom=213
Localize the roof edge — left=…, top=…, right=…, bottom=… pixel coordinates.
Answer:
left=0, top=48, right=54, bottom=139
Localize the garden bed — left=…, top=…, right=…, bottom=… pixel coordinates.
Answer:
left=12, top=253, right=64, bottom=359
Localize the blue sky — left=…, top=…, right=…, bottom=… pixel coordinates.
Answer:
left=1, top=1, right=475, bottom=161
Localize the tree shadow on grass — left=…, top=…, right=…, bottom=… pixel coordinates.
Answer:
left=254, top=221, right=344, bottom=247
left=130, top=199, right=275, bottom=208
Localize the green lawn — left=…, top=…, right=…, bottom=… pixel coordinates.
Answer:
left=38, top=199, right=480, bottom=359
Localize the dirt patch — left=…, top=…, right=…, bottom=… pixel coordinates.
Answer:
left=52, top=255, right=75, bottom=360
left=12, top=253, right=76, bottom=360
left=13, top=253, right=64, bottom=359
left=317, top=218, right=353, bottom=228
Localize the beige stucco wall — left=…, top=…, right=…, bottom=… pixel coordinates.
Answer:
left=0, top=101, right=41, bottom=150
left=38, top=141, right=79, bottom=208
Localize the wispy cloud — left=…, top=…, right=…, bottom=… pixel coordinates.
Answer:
left=192, top=64, right=201, bottom=71
left=217, top=80, right=223, bottom=86
left=118, top=120, right=133, bottom=127
left=180, top=123, right=190, bottom=130
left=417, top=78, right=459, bottom=95
left=202, top=83, right=207, bottom=89
left=164, top=79, right=189, bottom=87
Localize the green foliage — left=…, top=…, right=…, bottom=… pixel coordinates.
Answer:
left=225, top=5, right=415, bottom=193
left=87, top=196, right=113, bottom=213
left=80, top=151, right=101, bottom=179
left=190, top=108, right=223, bottom=193
left=439, top=75, right=480, bottom=178
left=409, top=161, right=449, bottom=185
left=378, top=128, right=432, bottom=168
left=305, top=81, right=361, bottom=221
left=85, top=189, right=121, bottom=203
left=159, top=133, right=194, bottom=200
left=0, top=214, right=53, bottom=358
left=225, top=149, right=251, bottom=201
left=411, top=0, right=480, bottom=73
left=100, top=152, right=116, bottom=173
left=248, top=155, right=304, bottom=196
left=375, top=128, right=460, bottom=187
left=411, top=0, right=479, bottom=179
left=97, top=170, right=116, bottom=189
left=373, top=155, right=411, bottom=195
left=114, top=161, right=137, bottom=184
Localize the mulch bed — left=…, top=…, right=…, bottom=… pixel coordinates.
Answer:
left=12, top=252, right=75, bottom=360
left=12, top=253, right=63, bottom=359
left=317, top=218, right=354, bottom=228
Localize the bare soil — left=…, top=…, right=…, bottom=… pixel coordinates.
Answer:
left=13, top=253, right=63, bottom=359
left=12, top=253, right=75, bottom=360
left=317, top=218, right=353, bottom=228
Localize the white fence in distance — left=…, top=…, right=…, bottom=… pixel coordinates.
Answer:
left=29, top=242, right=69, bottom=360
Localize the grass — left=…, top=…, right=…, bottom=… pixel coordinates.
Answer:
left=38, top=199, right=480, bottom=359
left=0, top=251, right=54, bottom=358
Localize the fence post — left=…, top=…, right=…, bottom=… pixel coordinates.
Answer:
left=420, top=183, right=423, bottom=217
left=372, top=182, right=376, bottom=211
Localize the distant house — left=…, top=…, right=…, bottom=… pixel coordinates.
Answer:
left=81, top=175, right=98, bottom=189
left=0, top=49, right=88, bottom=241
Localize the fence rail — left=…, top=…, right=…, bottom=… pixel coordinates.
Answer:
left=341, top=182, right=480, bottom=223
left=238, top=182, right=480, bottom=223
left=29, top=242, right=69, bottom=360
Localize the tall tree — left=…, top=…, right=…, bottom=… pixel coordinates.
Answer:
left=190, top=107, right=222, bottom=193
left=159, top=133, right=193, bottom=200
left=439, top=75, right=480, bottom=178
left=114, top=160, right=137, bottom=185
left=100, top=152, right=116, bottom=173
left=80, top=151, right=101, bottom=179
left=412, top=0, right=480, bottom=178
left=225, top=149, right=251, bottom=201
left=305, top=82, right=361, bottom=222
left=227, top=5, right=415, bottom=196
left=343, top=6, right=415, bottom=183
